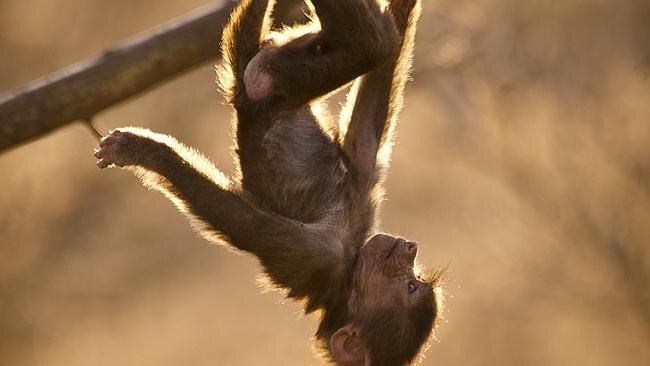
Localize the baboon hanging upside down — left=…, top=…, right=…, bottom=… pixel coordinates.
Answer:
left=95, top=0, right=442, bottom=364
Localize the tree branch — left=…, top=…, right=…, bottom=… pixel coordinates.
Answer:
left=0, top=0, right=304, bottom=153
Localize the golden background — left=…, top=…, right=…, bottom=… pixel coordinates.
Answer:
left=0, top=0, right=649, bottom=364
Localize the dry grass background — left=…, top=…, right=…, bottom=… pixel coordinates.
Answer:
left=1, top=0, right=649, bottom=365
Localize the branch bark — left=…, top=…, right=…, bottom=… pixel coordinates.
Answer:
left=0, top=0, right=304, bottom=153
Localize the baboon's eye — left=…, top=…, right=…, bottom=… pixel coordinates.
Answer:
left=407, top=282, right=418, bottom=294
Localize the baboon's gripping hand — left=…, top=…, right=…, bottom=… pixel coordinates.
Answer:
left=95, top=129, right=168, bottom=170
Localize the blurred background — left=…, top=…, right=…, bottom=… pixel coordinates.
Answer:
left=1, top=0, right=649, bottom=364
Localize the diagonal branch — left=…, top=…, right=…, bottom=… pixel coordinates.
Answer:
left=0, top=0, right=304, bottom=153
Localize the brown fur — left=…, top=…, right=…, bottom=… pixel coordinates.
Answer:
left=95, top=0, right=439, bottom=364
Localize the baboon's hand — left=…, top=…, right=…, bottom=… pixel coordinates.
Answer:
left=389, top=0, right=419, bottom=38
left=94, top=129, right=160, bottom=169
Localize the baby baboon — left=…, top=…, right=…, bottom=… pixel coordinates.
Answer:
left=95, top=0, right=441, bottom=364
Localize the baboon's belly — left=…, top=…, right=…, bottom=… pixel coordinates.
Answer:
left=243, top=117, right=348, bottom=222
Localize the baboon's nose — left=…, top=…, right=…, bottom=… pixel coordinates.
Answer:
left=403, top=240, right=418, bottom=262
left=406, top=241, right=417, bottom=254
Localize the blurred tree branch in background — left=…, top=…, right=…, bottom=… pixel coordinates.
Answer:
left=0, top=0, right=304, bottom=153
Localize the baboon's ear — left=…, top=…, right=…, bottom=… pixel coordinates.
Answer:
left=330, top=323, right=368, bottom=365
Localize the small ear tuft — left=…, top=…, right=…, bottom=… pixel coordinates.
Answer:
left=330, top=324, right=367, bottom=365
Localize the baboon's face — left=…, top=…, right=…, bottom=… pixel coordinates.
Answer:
left=355, top=234, right=428, bottom=310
